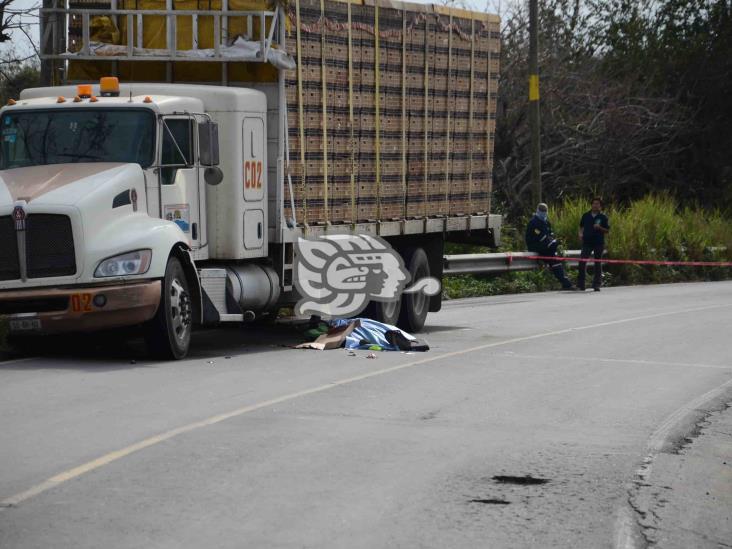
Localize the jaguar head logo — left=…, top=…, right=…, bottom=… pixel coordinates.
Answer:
left=294, top=234, right=411, bottom=318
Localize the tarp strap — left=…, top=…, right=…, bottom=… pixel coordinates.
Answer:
left=443, top=14, right=453, bottom=214
left=320, top=0, right=329, bottom=223
left=401, top=9, right=407, bottom=218
left=295, top=0, right=307, bottom=224
left=347, top=0, right=356, bottom=224
left=485, top=23, right=492, bottom=214
left=422, top=15, right=429, bottom=218
left=283, top=61, right=297, bottom=227
left=468, top=17, right=474, bottom=214
left=374, top=3, right=382, bottom=220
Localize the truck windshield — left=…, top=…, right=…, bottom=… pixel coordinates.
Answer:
left=0, top=108, right=155, bottom=170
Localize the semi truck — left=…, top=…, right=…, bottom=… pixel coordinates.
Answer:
left=0, top=0, right=501, bottom=358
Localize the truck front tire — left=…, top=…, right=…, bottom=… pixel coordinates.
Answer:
left=144, top=256, right=192, bottom=359
left=398, top=247, right=430, bottom=333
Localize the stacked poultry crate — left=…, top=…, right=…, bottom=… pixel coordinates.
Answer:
left=283, top=0, right=500, bottom=225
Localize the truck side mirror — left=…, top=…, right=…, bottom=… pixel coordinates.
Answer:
left=198, top=121, right=220, bottom=166
left=204, top=166, right=224, bottom=186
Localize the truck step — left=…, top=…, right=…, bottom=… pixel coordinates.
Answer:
left=199, top=268, right=228, bottom=323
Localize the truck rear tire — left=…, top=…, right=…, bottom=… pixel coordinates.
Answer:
left=144, top=256, right=192, bottom=360
left=398, top=247, right=430, bottom=333
left=363, top=297, right=401, bottom=326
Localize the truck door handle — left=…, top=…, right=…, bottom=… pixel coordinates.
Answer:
left=192, top=222, right=198, bottom=240
left=257, top=222, right=262, bottom=240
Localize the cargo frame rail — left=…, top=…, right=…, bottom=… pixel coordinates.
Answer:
left=40, top=3, right=280, bottom=64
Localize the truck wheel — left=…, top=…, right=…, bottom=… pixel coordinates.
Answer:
left=398, top=247, right=430, bottom=333
left=363, top=297, right=401, bottom=326
left=144, top=256, right=192, bottom=360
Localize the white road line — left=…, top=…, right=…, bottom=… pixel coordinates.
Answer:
left=645, top=376, right=732, bottom=454
left=497, top=353, right=732, bottom=371
left=614, top=506, right=641, bottom=549
left=1, top=302, right=730, bottom=510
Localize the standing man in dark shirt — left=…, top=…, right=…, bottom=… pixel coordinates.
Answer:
left=577, top=197, right=610, bottom=291
left=526, top=203, right=576, bottom=290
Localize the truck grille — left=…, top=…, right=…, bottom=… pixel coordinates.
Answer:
left=0, top=214, right=76, bottom=280
left=26, top=215, right=77, bottom=278
left=0, top=216, right=21, bottom=280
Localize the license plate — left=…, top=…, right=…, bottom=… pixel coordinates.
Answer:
left=9, top=318, right=42, bottom=332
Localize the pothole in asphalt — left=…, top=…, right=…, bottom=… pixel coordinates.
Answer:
left=469, top=498, right=511, bottom=505
left=492, top=475, right=550, bottom=485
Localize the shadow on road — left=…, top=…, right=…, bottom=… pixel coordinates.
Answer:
left=0, top=316, right=454, bottom=370
left=0, top=322, right=308, bottom=370
left=421, top=324, right=471, bottom=334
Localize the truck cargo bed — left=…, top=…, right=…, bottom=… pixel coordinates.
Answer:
left=42, top=0, right=499, bottom=232
left=284, top=0, right=500, bottom=225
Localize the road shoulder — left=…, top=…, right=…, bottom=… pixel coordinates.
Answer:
left=631, top=396, right=732, bottom=548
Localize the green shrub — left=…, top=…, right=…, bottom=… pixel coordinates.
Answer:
left=442, top=269, right=560, bottom=299
left=444, top=194, right=732, bottom=299
left=550, top=194, right=732, bottom=286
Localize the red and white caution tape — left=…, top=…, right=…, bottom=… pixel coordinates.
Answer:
left=528, top=255, right=732, bottom=267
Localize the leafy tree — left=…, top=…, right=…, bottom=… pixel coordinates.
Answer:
left=0, top=56, right=40, bottom=104
left=493, top=0, right=732, bottom=218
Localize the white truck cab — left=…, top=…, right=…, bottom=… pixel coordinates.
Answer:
left=0, top=78, right=275, bottom=358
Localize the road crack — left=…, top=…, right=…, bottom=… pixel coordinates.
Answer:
left=623, top=396, right=732, bottom=548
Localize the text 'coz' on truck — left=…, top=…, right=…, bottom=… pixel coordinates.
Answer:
left=0, top=0, right=501, bottom=359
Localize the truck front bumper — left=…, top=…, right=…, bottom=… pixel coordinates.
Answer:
left=0, top=281, right=161, bottom=334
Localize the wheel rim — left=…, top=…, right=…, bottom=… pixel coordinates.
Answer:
left=169, top=278, right=192, bottom=343
left=383, top=298, right=400, bottom=321
left=412, top=286, right=426, bottom=316
left=412, top=265, right=428, bottom=316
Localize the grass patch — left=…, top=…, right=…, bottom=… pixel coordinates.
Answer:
left=553, top=194, right=732, bottom=285
left=443, top=269, right=561, bottom=299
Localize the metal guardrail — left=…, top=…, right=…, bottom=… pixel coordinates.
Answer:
left=443, top=251, right=582, bottom=276
left=443, top=246, right=728, bottom=275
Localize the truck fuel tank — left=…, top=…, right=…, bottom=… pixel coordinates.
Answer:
left=225, top=264, right=280, bottom=314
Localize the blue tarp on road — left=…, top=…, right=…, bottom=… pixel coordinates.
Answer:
left=330, top=318, right=417, bottom=351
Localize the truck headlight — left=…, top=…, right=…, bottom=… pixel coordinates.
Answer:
left=94, top=250, right=152, bottom=278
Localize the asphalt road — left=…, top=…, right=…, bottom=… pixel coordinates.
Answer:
left=1, top=281, right=731, bottom=548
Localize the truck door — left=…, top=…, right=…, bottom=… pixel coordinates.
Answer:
left=159, top=116, right=205, bottom=251
left=242, top=116, right=266, bottom=254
